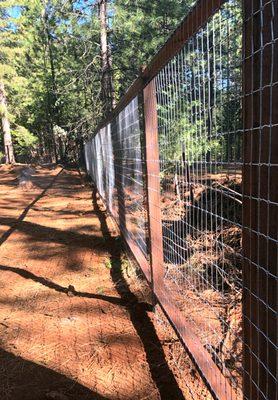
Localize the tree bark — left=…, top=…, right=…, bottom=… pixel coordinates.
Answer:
left=0, top=82, right=15, bottom=164
left=99, top=0, right=115, bottom=114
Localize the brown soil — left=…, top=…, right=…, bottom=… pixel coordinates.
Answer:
left=0, top=164, right=192, bottom=400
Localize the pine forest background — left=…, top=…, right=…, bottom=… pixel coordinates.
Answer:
left=0, top=0, right=198, bottom=163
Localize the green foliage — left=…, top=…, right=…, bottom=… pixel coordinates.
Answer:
left=0, top=104, right=6, bottom=118
left=112, top=0, right=195, bottom=95
left=12, top=125, right=38, bottom=156
left=158, top=102, right=222, bottom=170
left=157, top=0, right=242, bottom=170
left=0, top=0, right=198, bottom=161
left=0, top=0, right=242, bottom=165
left=104, top=259, right=112, bottom=269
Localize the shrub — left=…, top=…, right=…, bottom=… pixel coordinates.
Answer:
left=12, top=125, right=38, bottom=161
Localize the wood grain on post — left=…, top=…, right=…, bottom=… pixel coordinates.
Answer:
left=242, top=1, right=278, bottom=399
left=143, top=79, right=165, bottom=293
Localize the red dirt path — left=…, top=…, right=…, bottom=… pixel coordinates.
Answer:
left=0, top=165, right=188, bottom=400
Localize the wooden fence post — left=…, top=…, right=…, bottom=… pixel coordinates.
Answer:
left=143, top=79, right=165, bottom=295
left=242, top=1, right=277, bottom=399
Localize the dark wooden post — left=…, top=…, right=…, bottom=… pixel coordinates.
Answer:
left=242, top=1, right=277, bottom=399
left=143, top=79, right=165, bottom=294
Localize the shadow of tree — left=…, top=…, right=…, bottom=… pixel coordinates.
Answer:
left=0, top=264, right=126, bottom=307
left=0, top=217, right=105, bottom=250
left=0, top=168, right=64, bottom=248
left=0, top=348, right=107, bottom=400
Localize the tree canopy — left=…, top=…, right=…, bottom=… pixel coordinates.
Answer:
left=0, top=0, right=194, bottom=163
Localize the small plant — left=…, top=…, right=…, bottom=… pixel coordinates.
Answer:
left=96, top=286, right=105, bottom=294
left=104, top=259, right=112, bottom=269
left=120, top=257, right=130, bottom=274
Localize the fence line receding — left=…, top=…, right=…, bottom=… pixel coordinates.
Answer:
left=84, top=1, right=277, bottom=399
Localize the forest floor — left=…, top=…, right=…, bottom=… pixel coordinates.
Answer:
left=0, top=164, right=211, bottom=400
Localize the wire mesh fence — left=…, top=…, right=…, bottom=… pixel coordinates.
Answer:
left=84, top=1, right=277, bottom=399
left=85, top=97, right=150, bottom=276
left=155, top=0, right=243, bottom=396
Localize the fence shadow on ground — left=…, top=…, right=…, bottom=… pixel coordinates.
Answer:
left=91, top=187, right=185, bottom=400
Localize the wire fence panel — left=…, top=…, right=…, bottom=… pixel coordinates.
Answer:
left=154, top=0, right=243, bottom=398
left=242, top=1, right=278, bottom=399
left=112, top=97, right=149, bottom=259
left=84, top=0, right=277, bottom=399
left=85, top=97, right=150, bottom=279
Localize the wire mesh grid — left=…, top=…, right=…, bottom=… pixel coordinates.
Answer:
left=85, top=97, right=149, bottom=262
left=154, top=0, right=243, bottom=396
left=242, top=0, right=277, bottom=399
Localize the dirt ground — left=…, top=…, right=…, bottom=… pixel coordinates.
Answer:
left=0, top=164, right=212, bottom=400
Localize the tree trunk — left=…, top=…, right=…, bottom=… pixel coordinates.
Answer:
left=99, top=0, right=115, bottom=114
left=42, top=1, right=58, bottom=162
left=0, top=82, right=15, bottom=164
